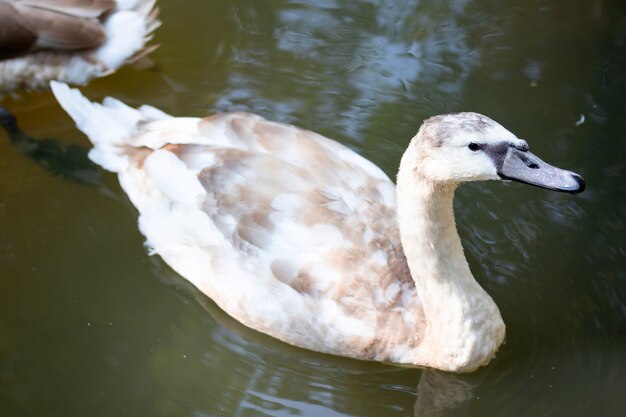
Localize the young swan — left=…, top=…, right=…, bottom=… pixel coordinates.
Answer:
left=51, top=82, right=584, bottom=372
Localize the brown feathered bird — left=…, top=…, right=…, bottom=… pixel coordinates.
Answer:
left=0, top=0, right=160, bottom=94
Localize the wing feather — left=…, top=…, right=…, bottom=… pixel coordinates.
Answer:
left=0, top=2, right=37, bottom=58
left=13, top=3, right=106, bottom=50
left=14, top=0, right=115, bottom=18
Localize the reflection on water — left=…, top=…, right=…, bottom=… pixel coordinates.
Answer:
left=216, top=0, right=478, bottom=139
left=414, top=370, right=484, bottom=417
left=1, top=0, right=625, bottom=416
left=0, top=106, right=101, bottom=187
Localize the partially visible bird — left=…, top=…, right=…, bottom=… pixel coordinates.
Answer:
left=0, top=0, right=160, bottom=94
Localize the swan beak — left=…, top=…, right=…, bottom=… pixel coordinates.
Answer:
left=496, top=146, right=585, bottom=194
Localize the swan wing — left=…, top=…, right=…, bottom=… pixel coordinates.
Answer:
left=127, top=113, right=420, bottom=358
left=1, top=0, right=115, bottom=53
left=15, top=1, right=115, bottom=19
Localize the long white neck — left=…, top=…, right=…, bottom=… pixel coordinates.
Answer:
left=396, top=145, right=505, bottom=372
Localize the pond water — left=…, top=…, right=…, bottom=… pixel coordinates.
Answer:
left=1, top=0, right=625, bottom=416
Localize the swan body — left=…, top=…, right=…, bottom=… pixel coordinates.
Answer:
left=51, top=82, right=584, bottom=372
left=0, top=0, right=160, bottom=94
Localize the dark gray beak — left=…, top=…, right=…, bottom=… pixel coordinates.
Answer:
left=496, top=146, right=585, bottom=194
left=483, top=142, right=585, bottom=194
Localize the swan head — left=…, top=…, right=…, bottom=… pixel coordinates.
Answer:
left=408, top=112, right=585, bottom=193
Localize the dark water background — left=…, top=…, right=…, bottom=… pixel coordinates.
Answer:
left=1, top=0, right=625, bottom=416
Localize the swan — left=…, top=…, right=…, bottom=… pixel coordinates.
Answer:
left=50, top=81, right=584, bottom=372
left=0, top=0, right=160, bottom=94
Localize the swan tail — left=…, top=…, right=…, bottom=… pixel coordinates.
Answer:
left=50, top=81, right=170, bottom=172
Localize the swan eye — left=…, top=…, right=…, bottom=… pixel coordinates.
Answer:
left=468, top=142, right=481, bottom=151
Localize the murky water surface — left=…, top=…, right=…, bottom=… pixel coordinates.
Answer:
left=1, top=0, right=625, bottom=416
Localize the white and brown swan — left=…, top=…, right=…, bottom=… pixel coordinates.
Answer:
left=50, top=81, right=584, bottom=372
left=0, top=0, right=159, bottom=94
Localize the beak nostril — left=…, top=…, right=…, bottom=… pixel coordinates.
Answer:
left=517, top=152, right=539, bottom=169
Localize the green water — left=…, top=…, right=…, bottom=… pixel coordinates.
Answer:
left=1, top=0, right=625, bottom=416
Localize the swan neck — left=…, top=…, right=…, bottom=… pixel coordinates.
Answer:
left=395, top=147, right=505, bottom=371
left=396, top=175, right=468, bottom=289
